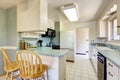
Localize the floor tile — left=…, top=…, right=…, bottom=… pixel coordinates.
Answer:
left=66, top=58, right=98, bottom=80
left=0, top=58, right=97, bottom=80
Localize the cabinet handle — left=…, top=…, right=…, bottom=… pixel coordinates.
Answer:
left=109, top=72, right=113, bottom=77
left=117, top=26, right=120, bottom=28
left=93, top=55, right=96, bottom=57
left=108, top=63, right=113, bottom=67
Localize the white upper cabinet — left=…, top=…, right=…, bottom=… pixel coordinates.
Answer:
left=97, top=20, right=107, bottom=37
left=17, top=0, right=48, bottom=32
left=48, top=19, right=55, bottom=30
left=117, top=0, right=120, bottom=35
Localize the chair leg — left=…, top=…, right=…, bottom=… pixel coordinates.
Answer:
left=10, top=72, right=13, bottom=80
left=41, top=76, right=45, bottom=80
left=46, top=70, right=48, bottom=80
left=6, top=72, right=9, bottom=80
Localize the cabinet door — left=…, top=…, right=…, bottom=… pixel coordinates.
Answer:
left=107, top=59, right=119, bottom=80
left=40, top=0, right=48, bottom=31
left=98, top=20, right=107, bottom=37
left=48, top=19, right=54, bottom=30
left=91, top=47, right=97, bottom=72
left=17, top=0, right=47, bottom=32
left=117, top=0, right=120, bottom=35
left=107, top=60, right=119, bottom=76
left=107, top=71, right=119, bottom=80
left=90, top=46, right=93, bottom=59
left=119, top=69, right=120, bottom=80
left=17, top=0, right=40, bottom=32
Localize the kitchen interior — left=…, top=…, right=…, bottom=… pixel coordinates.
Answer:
left=0, top=0, right=120, bottom=80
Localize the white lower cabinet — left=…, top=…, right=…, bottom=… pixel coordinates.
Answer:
left=107, top=59, right=119, bottom=80
left=91, top=47, right=97, bottom=72
left=107, top=73, right=118, bottom=80
left=119, top=69, right=120, bottom=80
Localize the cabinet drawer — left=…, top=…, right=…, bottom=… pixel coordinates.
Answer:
left=107, top=60, right=119, bottom=76
left=107, top=71, right=119, bottom=80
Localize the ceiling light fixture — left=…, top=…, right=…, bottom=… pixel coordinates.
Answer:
left=61, top=3, right=79, bottom=22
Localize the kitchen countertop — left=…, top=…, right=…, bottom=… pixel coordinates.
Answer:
left=95, top=46, right=120, bottom=68
left=27, top=47, right=70, bottom=57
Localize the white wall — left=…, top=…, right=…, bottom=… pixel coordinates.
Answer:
left=0, top=7, right=17, bottom=46
left=0, top=7, right=17, bottom=75
left=7, top=7, right=17, bottom=46
left=61, top=21, right=97, bottom=41
left=0, top=9, right=7, bottom=46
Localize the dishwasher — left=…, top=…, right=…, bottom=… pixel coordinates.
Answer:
left=97, top=52, right=107, bottom=80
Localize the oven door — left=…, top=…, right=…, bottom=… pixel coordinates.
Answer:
left=97, top=52, right=106, bottom=80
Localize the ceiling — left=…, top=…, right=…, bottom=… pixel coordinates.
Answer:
left=47, top=0, right=109, bottom=23
left=0, top=0, right=109, bottom=23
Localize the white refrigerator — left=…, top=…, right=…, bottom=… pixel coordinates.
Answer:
left=60, top=31, right=75, bottom=62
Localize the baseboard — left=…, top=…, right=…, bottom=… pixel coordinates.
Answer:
left=76, top=53, right=86, bottom=55
left=66, top=60, right=74, bottom=63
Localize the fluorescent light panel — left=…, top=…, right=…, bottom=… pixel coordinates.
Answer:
left=63, top=7, right=78, bottom=21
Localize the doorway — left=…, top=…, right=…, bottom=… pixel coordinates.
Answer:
left=75, top=27, right=89, bottom=59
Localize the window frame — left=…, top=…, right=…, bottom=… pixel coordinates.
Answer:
left=109, top=17, right=120, bottom=40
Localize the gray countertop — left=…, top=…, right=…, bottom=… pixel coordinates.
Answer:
left=95, top=46, right=120, bottom=68
left=27, top=47, right=70, bottom=57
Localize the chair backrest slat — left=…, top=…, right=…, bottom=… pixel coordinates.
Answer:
left=35, top=58, right=37, bottom=74
left=16, top=50, right=43, bottom=77
left=1, top=48, right=12, bottom=65
left=28, top=53, right=30, bottom=76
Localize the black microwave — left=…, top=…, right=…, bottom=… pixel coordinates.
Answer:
left=42, top=28, right=55, bottom=37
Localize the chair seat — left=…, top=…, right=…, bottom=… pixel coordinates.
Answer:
left=20, top=64, right=48, bottom=79
left=4, top=62, right=19, bottom=72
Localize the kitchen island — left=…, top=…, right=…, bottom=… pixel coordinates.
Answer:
left=27, top=47, right=69, bottom=80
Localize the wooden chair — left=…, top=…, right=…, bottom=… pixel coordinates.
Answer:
left=1, top=48, right=19, bottom=80
left=16, top=50, right=48, bottom=80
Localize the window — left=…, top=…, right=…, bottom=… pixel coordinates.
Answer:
left=110, top=18, right=120, bottom=40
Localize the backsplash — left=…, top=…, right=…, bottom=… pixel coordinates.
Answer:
left=21, top=38, right=38, bottom=46
left=42, top=37, right=50, bottom=46
left=91, top=42, right=120, bottom=51
left=107, top=43, right=120, bottom=51
left=20, top=35, right=51, bottom=47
